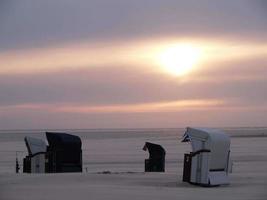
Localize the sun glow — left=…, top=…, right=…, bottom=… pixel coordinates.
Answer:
left=1, top=38, right=266, bottom=76
left=157, top=44, right=202, bottom=76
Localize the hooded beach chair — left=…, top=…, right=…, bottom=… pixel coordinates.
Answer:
left=143, top=142, right=166, bottom=172
left=182, top=127, right=231, bottom=186
left=23, top=132, right=82, bottom=173
left=46, top=132, right=83, bottom=173
left=23, top=137, right=47, bottom=173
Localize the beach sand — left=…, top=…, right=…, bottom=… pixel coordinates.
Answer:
left=0, top=129, right=267, bottom=200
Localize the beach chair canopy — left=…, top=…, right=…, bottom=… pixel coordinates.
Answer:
left=182, top=127, right=230, bottom=171
left=24, top=137, right=47, bottom=156
left=46, top=132, right=82, bottom=150
left=143, top=142, right=166, bottom=159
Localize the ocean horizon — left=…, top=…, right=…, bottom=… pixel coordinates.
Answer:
left=0, top=127, right=266, bottom=173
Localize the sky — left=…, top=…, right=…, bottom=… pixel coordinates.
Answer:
left=0, top=0, right=267, bottom=129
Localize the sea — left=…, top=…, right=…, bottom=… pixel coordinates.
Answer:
left=0, top=127, right=266, bottom=173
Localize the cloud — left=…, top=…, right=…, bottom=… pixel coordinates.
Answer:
left=0, top=55, right=266, bottom=108
left=0, top=37, right=266, bottom=75
left=1, top=1, right=267, bottom=128
left=0, top=0, right=267, bottom=51
left=1, top=102, right=266, bottom=129
left=1, top=99, right=223, bottom=114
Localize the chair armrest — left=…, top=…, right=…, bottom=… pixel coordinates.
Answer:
left=191, top=149, right=211, bottom=157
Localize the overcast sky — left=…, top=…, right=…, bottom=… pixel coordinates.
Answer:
left=0, top=0, right=267, bottom=129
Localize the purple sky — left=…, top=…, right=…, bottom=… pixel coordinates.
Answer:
left=0, top=0, right=267, bottom=129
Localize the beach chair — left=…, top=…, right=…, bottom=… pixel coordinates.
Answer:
left=182, top=127, right=231, bottom=186
left=23, top=132, right=82, bottom=173
left=143, top=142, right=165, bottom=172
left=23, top=137, right=47, bottom=173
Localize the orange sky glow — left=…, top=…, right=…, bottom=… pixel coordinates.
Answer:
left=1, top=1, right=266, bottom=128
left=1, top=38, right=266, bottom=76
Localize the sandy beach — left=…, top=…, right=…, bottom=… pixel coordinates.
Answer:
left=1, top=1, right=267, bottom=199
left=0, top=128, right=267, bottom=200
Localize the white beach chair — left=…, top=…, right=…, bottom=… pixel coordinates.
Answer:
left=182, top=127, right=231, bottom=186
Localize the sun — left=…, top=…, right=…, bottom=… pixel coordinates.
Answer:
left=157, top=44, right=202, bottom=76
